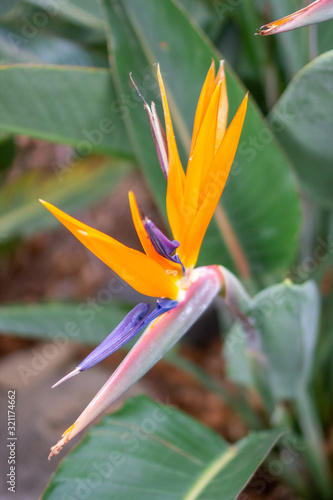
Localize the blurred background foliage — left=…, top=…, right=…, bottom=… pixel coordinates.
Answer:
left=0, top=0, right=332, bottom=498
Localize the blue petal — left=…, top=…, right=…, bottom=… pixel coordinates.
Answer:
left=144, top=218, right=185, bottom=273
left=52, top=299, right=179, bottom=389
left=80, top=300, right=178, bottom=369
left=79, top=303, right=151, bottom=371
left=141, top=298, right=178, bottom=328
left=144, top=218, right=179, bottom=255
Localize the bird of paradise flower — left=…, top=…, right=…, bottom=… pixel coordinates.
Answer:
left=41, top=60, right=248, bottom=458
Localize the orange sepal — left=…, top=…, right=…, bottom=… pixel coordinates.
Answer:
left=39, top=200, right=179, bottom=300
left=214, top=62, right=228, bottom=152
left=179, top=93, right=248, bottom=268
left=157, top=65, right=185, bottom=242
left=183, top=79, right=222, bottom=216
left=128, top=191, right=182, bottom=278
left=190, top=60, right=216, bottom=154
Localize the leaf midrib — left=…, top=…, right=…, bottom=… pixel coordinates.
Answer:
left=182, top=445, right=237, bottom=500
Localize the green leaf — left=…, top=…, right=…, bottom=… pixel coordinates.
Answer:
left=254, top=281, right=320, bottom=399
left=0, top=65, right=133, bottom=158
left=0, top=301, right=130, bottom=345
left=14, top=1, right=105, bottom=46
left=0, top=26, right=108, bottom=67
left=225, top=281, right=320, bottom=401
left=22, top=0, right=104, bottom=30
left=102, top=0, right=301, bottom=278
left=178, top=0, right=224, bottom=42
left=0, top=157, right=132, bottom=241
left=42, top=396, right=283, bottom=500
left=270, top=50, right=333, bottom=207
left=0, top=0, right=108, bottom=65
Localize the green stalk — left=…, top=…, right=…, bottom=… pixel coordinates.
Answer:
left=295, top=389, right=331, bottom=497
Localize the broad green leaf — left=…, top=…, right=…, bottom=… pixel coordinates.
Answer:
left=102, top=0, right=301, bottom=278
left=178, top=0, right=225, bottom=42
left=0, top=158, right=132, bottom=241
left=254, top=281, right=320, bottom=399
left=0, top=301, right=130, bottom=345
left=22, top=0, right=104, bottom=30
left=0, top=26, right=108, bottom=67
left=14, top=1, right=105, bottom=45
left=224, top=321, right=255, bottom=387
left=225, top=281, right=320, bottom=401
left=0, top=65, right=133, bottom=158
left=42, top=396, right=283, bottom=500
left=224, top=320, right=275, bottom=415
left=270, top=50, right=333, bottom=207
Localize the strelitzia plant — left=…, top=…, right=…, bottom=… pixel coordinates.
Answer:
left=258, top=0, right=333, bottom=35
left=41, top=61, right=248, bottom=459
